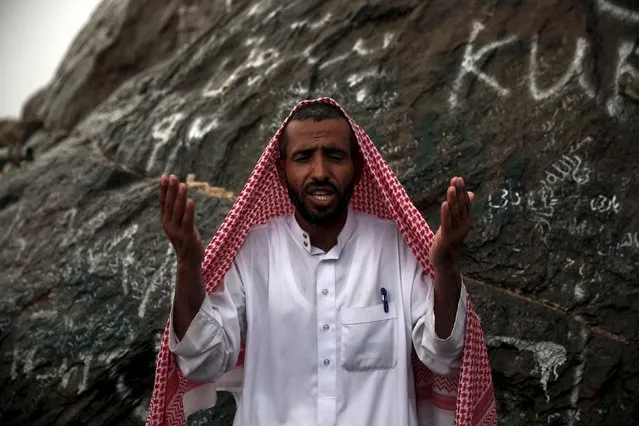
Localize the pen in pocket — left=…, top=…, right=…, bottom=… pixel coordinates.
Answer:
left=380, top=287, right=389, bottom=313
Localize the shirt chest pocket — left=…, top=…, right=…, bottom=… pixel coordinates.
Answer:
left=339, top=303, right=397, bottom=371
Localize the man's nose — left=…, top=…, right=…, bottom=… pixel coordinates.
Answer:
left=309, top=154, right=329, bottom=180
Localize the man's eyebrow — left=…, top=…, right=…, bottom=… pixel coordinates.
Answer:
left=321, top=146, right=348, bottom=155
left=291, top=147, right=317, bottom=156
left=290, top=145, right=349, bottom=157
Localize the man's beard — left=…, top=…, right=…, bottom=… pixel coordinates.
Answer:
left=287, top=179, right=355, bottom=225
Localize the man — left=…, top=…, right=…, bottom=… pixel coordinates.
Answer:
left=149, top=98, right=495, bottom=426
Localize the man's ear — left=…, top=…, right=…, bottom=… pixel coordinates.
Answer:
left=352, top=149, right=364, bottom=186
left=276, top=157, right=287, bottom=188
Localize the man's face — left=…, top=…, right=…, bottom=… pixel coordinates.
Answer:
left=278, top=118, right=358, bottom=225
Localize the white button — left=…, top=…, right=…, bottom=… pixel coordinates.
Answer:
left=321, top=289, right=328, bottom=296
left=322, top=324, right=329, bottom=331
left=323, top=359, right=331, bottom=366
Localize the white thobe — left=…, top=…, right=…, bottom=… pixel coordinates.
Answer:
left=169, top=208, right=467, bottom=426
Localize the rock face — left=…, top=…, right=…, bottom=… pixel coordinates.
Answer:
left=0, top=120, right=39, bottom=170
left=31, top=0, right=227, bottom=130
left=1, top=0, right=639, bottom=425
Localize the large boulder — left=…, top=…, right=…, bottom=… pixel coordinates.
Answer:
left=32, top=0, right=227, bottom=131
left=1, top=0, right=638, bottom=424
left=0, top=119, right=38, bottom=171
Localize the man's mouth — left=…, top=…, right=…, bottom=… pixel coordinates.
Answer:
left=306, top=188, right=337, bottom=204
left=310, top=191, right=333, bottom=200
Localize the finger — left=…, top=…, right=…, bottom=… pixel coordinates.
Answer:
left=459, top=178, right=470, bottom=218
left=182, top=198, right=195, bottom=232
left=455, top=179, right=467, bottom=219
left=448, top=185, right=461, bottom=227
left=468, top=191, right=475, bottom=203
left=164, top=175, right=179, bottom=217
left=450, top=176, right=457, bottom=187
left=172, top=183, right=187, bottom=227
left=449, top=176, right=461, bottom=212
left=160, top=175, right=169, bottom=212
left=441, top=200, right=452, bottom=231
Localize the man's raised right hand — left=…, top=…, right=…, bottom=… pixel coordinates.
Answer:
left=160, top=174, right=203, bottom=265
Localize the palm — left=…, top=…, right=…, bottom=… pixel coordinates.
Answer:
left=160, top=175, right=204, bottom=264
left=168, top=225, right=202, bottom=260
left=430, top=177, right=474, bottom=268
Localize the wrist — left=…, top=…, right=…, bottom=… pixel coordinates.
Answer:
left=433, top=259, right=460, bottom=277
left=177, top=255, right=202, bottom=270
left=433, top=263, right=462, bottom=298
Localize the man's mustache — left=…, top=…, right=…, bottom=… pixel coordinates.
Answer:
left=302, top=181, right=340, bottom=195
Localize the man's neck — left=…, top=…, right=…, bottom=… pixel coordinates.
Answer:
left=295, top=210, right=348, bottom=252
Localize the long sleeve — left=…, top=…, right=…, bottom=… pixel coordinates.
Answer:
left=400, top=233, right=468, bottom=377
left=168, top=259, right=247, bottom=383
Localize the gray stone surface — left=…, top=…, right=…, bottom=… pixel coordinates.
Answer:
left=32, top=0, right=226, bottom=130
left=1, top=0, right=638, bottom=424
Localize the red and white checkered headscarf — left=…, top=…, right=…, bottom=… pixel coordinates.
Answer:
left=147, top=97, right=496, bottom=425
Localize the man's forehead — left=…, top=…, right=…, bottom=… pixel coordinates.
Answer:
left=286, top=118, right=352, bottom=140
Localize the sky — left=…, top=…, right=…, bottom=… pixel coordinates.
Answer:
left=0, top=0, right=102, bottom=118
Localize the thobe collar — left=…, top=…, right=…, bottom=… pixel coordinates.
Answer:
left=287, top=206, right=357, bottom=258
